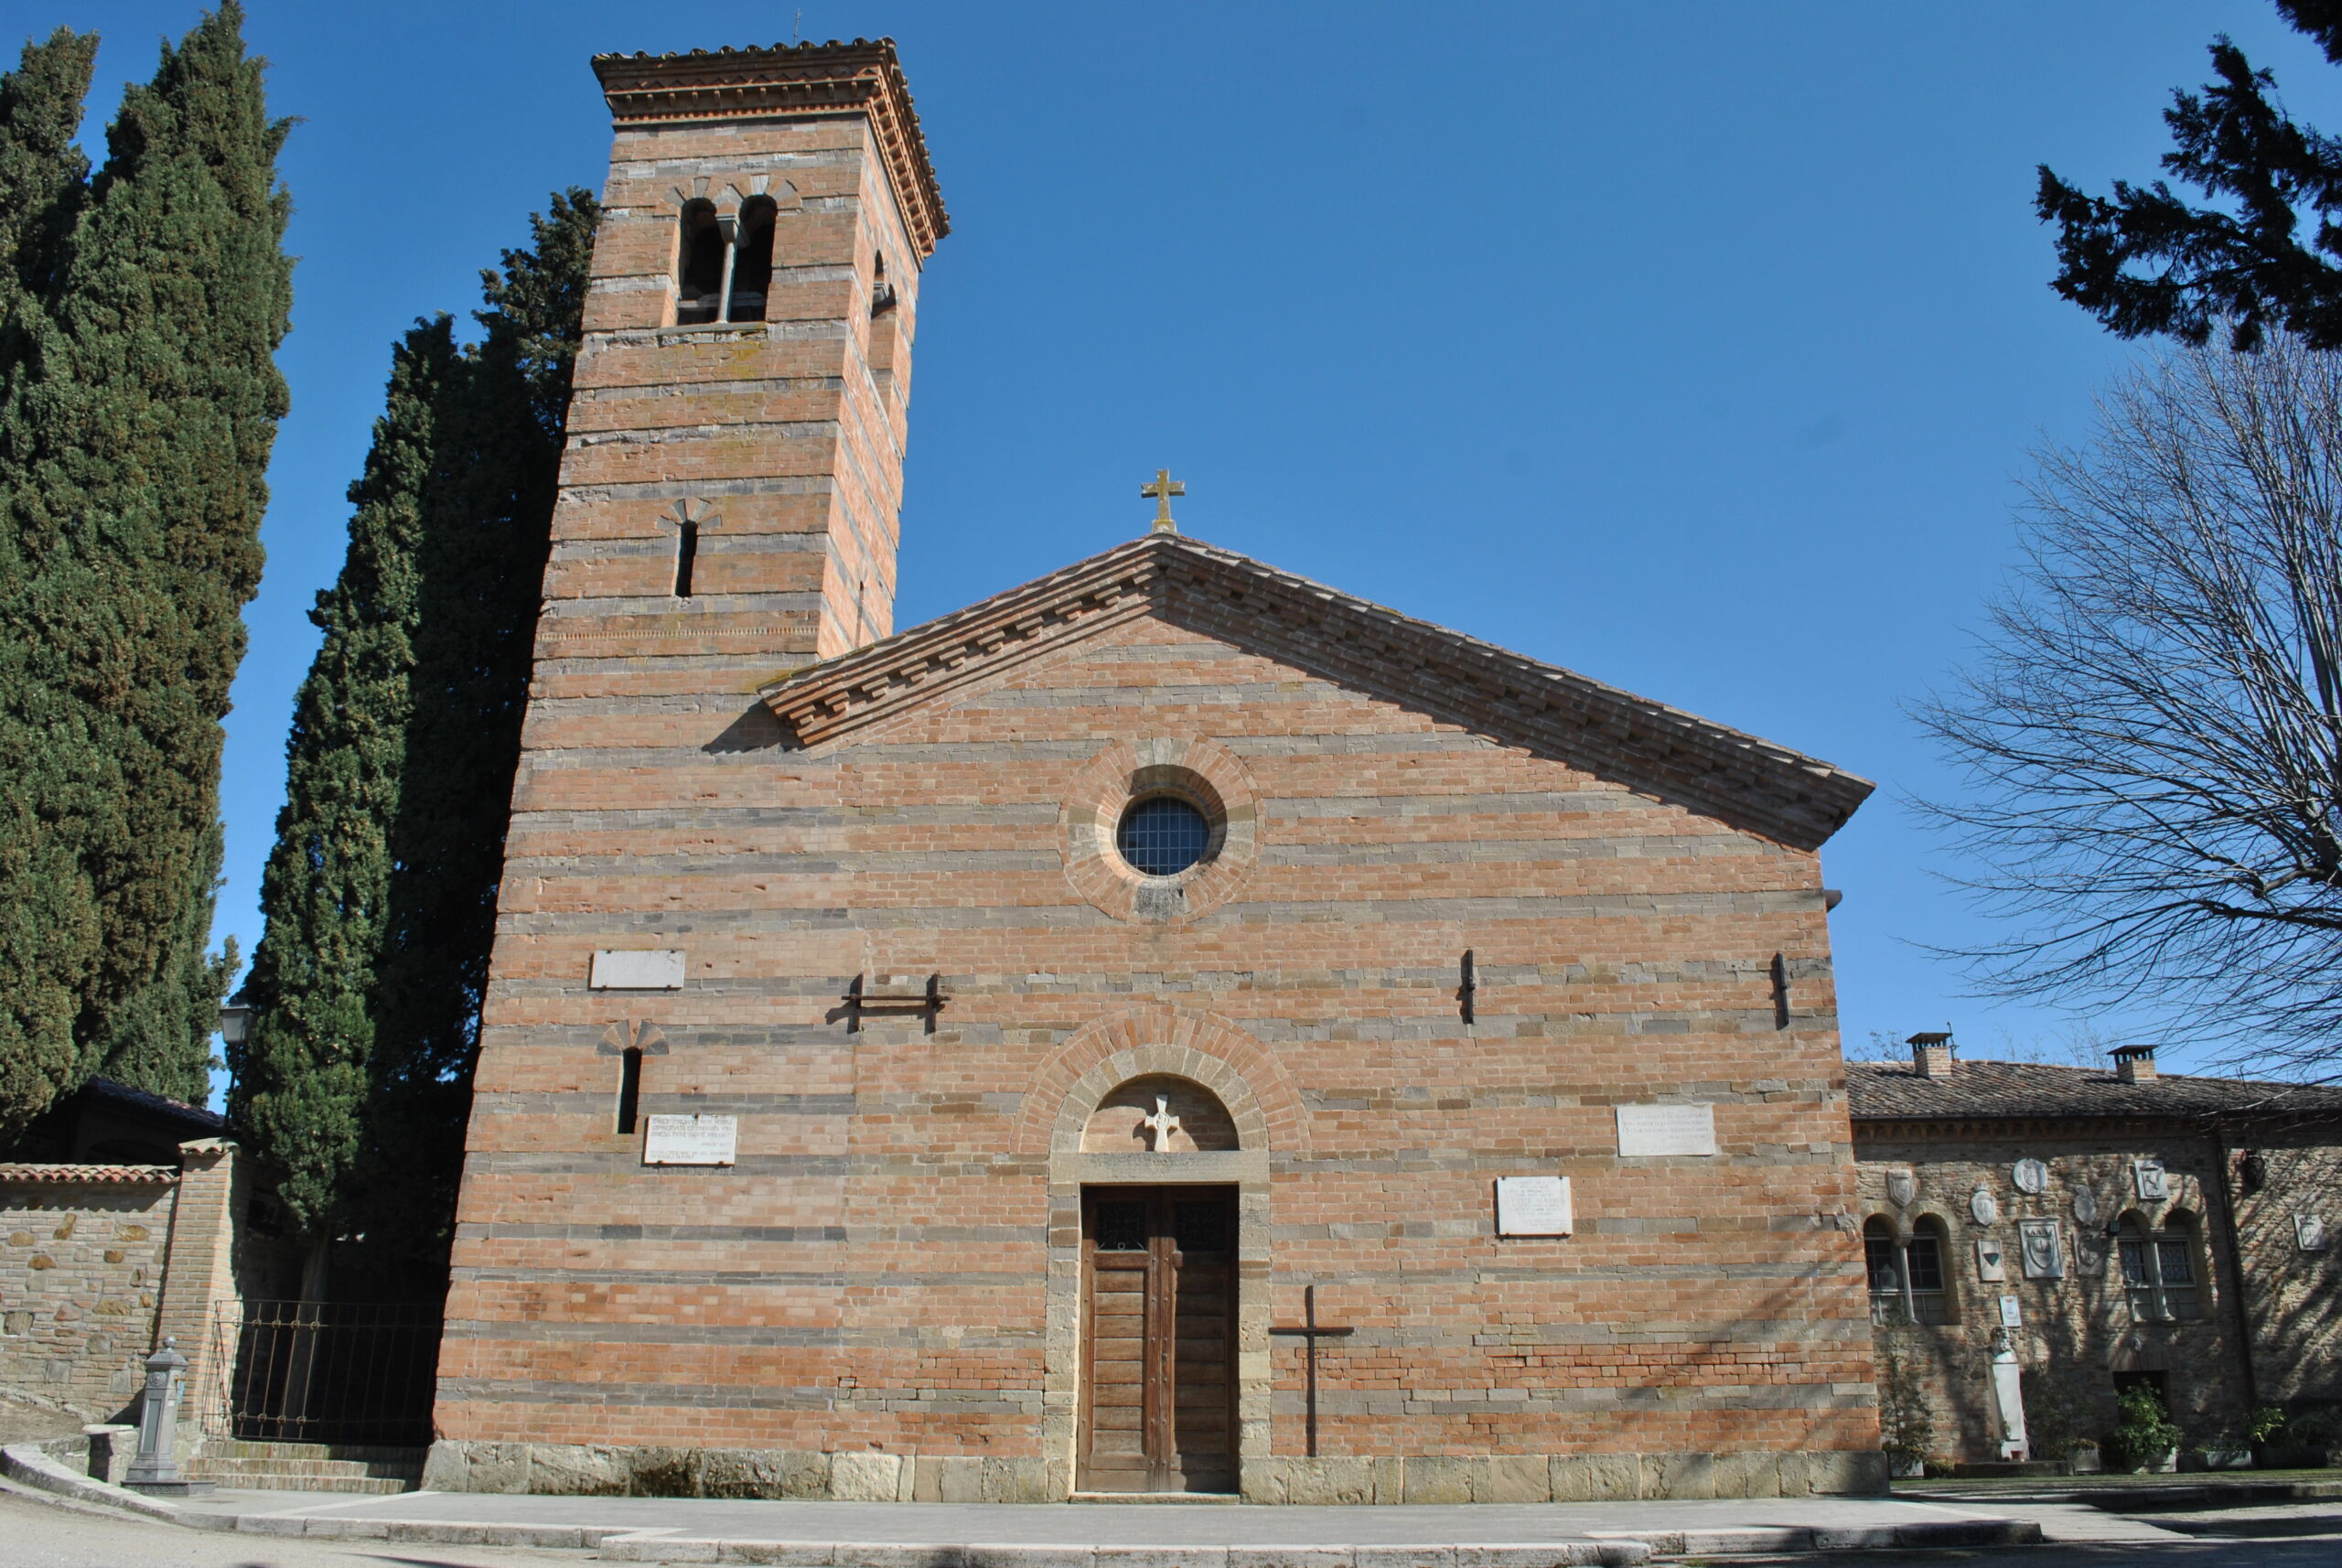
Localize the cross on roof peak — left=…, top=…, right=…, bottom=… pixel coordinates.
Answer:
left=1141, top=469, right=1185, bottom=534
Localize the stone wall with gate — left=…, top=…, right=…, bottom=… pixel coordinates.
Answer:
left=0, top=1140, right=248, bottom=1438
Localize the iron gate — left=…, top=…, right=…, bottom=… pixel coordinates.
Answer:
left=212, top=1301, right=440, bottom=1444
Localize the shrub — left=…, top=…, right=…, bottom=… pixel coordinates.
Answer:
left=2102, top=1385, right=2183, bottom=1472
left=1876, top=1346, right=1936, bottom=1470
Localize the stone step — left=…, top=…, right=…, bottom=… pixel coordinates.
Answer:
left=187, top=1441, right=424, bottom=1494
left=199, top=1440, right=424, bottom=1466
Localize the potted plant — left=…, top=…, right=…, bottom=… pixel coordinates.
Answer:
left=2101, top=1385, right=2183, bottom=1474
left=2251, top=1403, right=2341, bottom=1470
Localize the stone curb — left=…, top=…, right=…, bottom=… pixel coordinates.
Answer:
left=1917, top=1480, right=2342, bottom=1508
left=590, top=1547, right=1655, bottom=1567
left=0, top=1442, right=180, bottom=1522
left=1586, top=1520, right=2042, bottom=1556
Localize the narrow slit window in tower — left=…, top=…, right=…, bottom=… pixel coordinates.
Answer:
left=616, top=1047, right=643, bottom=1135
left=674, top=518, right=699, bottom=598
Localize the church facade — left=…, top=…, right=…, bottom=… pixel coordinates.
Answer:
left=424, top=39, right=1887, bottom=1502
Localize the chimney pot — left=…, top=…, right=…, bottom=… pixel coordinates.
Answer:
left=1907, top=1031, right=1955, bottom=1079
left=2112, top=1044, right=2158, bottom=1084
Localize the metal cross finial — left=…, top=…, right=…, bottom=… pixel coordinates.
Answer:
left=1140, top=1094, right=1182, bottom=1151
left=1141, top=469, right=1185, bottom=534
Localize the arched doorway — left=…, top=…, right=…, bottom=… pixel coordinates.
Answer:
left=1077, top=1076, right=1238, bottom=1493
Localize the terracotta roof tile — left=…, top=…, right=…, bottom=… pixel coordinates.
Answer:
left=1847, top=1058, right=2342, bottom=1123
left=0, top=1162, right=177, bottom=1185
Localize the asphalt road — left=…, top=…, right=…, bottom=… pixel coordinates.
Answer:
left=0, top=1488, right=582, bottom=1568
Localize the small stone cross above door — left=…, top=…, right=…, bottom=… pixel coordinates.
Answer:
left=1141, top=1095, right=1182, bottom=1152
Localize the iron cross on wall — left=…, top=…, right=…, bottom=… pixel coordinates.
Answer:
left=1268, top=1284, right=1355, bottom=1457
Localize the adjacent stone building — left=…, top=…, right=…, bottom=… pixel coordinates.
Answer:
left=426, top=38, right=1885, bottom=1501
left=0, top=1080, right=269, bottom=1441
left=1851, top=1038, right=2342, bottom=1466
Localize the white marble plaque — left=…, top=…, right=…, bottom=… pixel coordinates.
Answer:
left=1975, top=1237, right=2006, bottom=1283
left=643, top=1113, right=736, bottom=1165
left=1495, top=1176, right=1573, bottom=1236
left=2298, top=1211, right=2329, bottom=1252
left=1971, top=1188, right=2000, bottom=1226
left=2012, top=1158, right=2048, bottom=1195
left=1615, top=1103, right=1717, bottom=1157
left=2072, top=1186, right=2100, bottom=1227
left=592, top=949, right=686, bottom=990
left=1998, top=1294, right=2023, bottom=1328
left=2133, top=1160, right=2169, bottom=1202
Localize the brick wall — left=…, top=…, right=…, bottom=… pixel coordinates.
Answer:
left=0, top=1167, right=177, bottom=1419
left=436, top=610, right=1882, bottom=1499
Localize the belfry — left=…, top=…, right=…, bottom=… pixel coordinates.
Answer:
left=429, top=38, right=1885, bottom=1502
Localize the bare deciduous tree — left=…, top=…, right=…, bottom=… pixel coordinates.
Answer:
left=1919, top=333, right=2342, bottom=1076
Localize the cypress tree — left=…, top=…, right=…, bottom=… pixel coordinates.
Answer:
left=357, top=191, right=595, bottom=1275
left=0, top=28, right=97, bottom=317
left=236, top=191, right=596, bottom=1274
left=0, top=28, right=101, bottom=1132
left=0, top=2, right=292, bottom=1119
left=234, top=320, right=457, bottom=1234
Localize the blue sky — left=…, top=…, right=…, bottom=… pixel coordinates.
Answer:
left=39, top=1, right=2339, bottom=1083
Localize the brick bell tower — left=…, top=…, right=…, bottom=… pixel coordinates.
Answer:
left=543, top=40, right=947, bottom=676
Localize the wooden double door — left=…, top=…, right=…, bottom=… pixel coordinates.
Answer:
left=1078, top=1187, right=1237, bottom=1493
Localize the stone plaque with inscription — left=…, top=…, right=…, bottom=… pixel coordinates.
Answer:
left=643, top=1113, right=736, bottom=1165
left=592, top=949, right=687, bottom=990
left=1615, top=1103, right=1717, bottom=1157
left=1495, top=1176, right=1573, bottom=1236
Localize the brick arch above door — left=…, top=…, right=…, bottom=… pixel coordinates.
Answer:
left=1015, top=1004, right=1309, bottom=1159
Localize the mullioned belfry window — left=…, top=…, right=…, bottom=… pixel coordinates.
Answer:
left=2119, top=1210, right=2206, bottom=1321
left=677, top=199, right=725, bottom=324
left=728, top=196, right=775, bottom=322
left=1864, top=1215, right=1952, bottom=1326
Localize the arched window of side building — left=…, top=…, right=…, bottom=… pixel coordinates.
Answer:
left=2118, top=1209, right=2205, bottom=1321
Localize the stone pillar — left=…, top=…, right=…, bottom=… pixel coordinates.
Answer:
left=152, top=1139, right=244, bottom=1451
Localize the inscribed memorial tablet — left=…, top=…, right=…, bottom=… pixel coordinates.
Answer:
left=643, top=1114, right=736, bottom=1165
left=592, top=949, right=686, bottom=990
left=1615, top=1103, right=1716, bottom=1157
left=1495, top=1176, right=1573, bottom=1236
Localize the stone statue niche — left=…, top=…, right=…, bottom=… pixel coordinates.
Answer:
left=1080, top=1074, right=1240, bottom=1154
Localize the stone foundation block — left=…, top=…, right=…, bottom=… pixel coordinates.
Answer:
left=696, top=1447, right=828, bottom=1499
left=977, top=1456, right=1051, bottom=1503
left=1641, top=1452, right=1714, bottom=1500
left=828, top=1451, right=902, bottom=1501
left=626, top=1445, right=695, bottom=1497
left=530, top=1444, right=632, bottom=1496
left=1278, top=1456, right=1375, bottom=1506
left=1401, top=1456, right=1482, bottom=1505
left=1370, top=1456, right=1404, bottom=1505
left=1478, top=1455, right=1550, bottom=1503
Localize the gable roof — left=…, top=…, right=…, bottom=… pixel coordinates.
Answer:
left=758, top=533, right=1874, bottom=852
left=1848, top=1058, right=2342, bottom=1125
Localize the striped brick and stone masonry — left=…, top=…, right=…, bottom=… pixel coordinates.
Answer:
left=429, top=38, right=1885, bottom=1502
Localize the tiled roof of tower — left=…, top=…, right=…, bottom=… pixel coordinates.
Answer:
left=758, top=532, right=1876, bottom=853
left=1848, top=1057, right=2342, bottom=1122
left=591, top=38, right=948, bottom=257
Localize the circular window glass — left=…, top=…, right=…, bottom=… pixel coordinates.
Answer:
left=1117, top=795, right=1210, bottom=877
